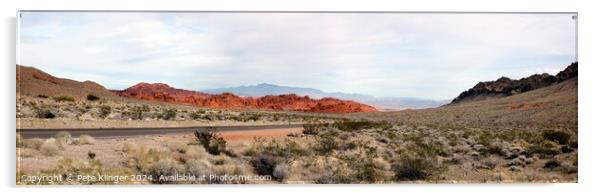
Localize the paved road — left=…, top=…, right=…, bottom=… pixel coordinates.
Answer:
left=17, top=124, right=303, bottom=139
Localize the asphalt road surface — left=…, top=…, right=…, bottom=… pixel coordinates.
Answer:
left=17, top=124, right=303, bottom=139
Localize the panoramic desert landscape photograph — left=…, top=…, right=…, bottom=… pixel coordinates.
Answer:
left=16, top=11, right=577, bottom=184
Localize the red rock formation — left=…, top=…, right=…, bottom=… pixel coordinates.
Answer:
left=113, top=82, right=377, bottom=113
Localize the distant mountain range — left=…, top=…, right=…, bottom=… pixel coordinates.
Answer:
left=17, top=65, right=377, bottom=113
left=202, top=83, right=449, bottom=110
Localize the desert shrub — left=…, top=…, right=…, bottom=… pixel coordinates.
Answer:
left=241, top=112, right=261, bottom=121
left=124, top=145, right=172, bottom=172
left=341, top=147, right=393, bottom=183
left=131, top=105, right=150, bottom=120
left=78, top=134, right=95, bottom=145
left=189, top=110, right=206, bottom=120
left=302, top=121, right=326, bottom=135
left=55, top=131, right=72, bottom=145
left=161, top=109, right=177, bottom=120
left=480, top=156, right=503, bottom=169
left=184, top=146, right=210, bottom=160
left=542, top=130, right=572, bottom=145
left=99, top=105, right=111, bottom=118
left=392, top=155, right=442, bottom=181
left=272, top=163, right=290, bottom=182
left=333, top=120, right=392, bottom=132
left=185, top=159, right=213, bottom=182
left=21, top=138, right=44, bottom=150
left=543, top=159, right=562, bottom=170
left=486, top=140, right=506, bottom=156
left=37, top=109, right=55, bottom=119
left=249, top=154, right=283, bottom=176
left=53, top=95, right=75, bottom=102
left=148, top=158, right=182, bottom=184
left=88, top=151, right=96, bottom=159
left=86, top=94, right=100, bottom=101
left=194, top=129, right=227, bottom=155
left=40, top=138, right=60, bottom=156
left=313, top=133, right=339, bottom=155
left=525, top=140, right=561, bottom=158
left=37, top=94, right=49, bottom=99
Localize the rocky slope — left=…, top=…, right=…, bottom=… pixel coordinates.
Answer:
left=16, top=65, right=120, bottom=100
left=450, top=62, right=577, bottom=104
left=114, top=83, right=377, bottom=113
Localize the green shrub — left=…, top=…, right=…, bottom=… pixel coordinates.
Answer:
left=37, top=109, right=55, bottom=119
left=525, top=140, right=561, bottom=158
left=249, top=154, right=283, bottom=176
left=194, top=129, right=227, bottom=155
left=302, top=121, right=326, bottom=135
left=161, top=109, right=177, bottom=120
left=189, top=110, right=206, bottom=120
left=543, top=159, right=562, bottom=170
left=53, top=96, right=75, bottom=102
left=247, top=139, right=309, bottom=159
left=132, top=105, right=150, bottom=120
left=392, top=155, right=441, bottom=181
left=86, top=94, right=100, bottom=101
left=313, top=133, right=339, bottom=155
left=99, top=105, right=111, bottom=118
left=342, top=147, right=392, bottom=182
left=543, top=130, right=572, bottom=145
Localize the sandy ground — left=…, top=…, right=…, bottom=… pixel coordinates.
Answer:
left=18, top=127, right=301, bottom=174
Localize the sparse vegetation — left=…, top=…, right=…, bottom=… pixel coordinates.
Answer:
left=53, top=95, right=75, bottom=102
left=39, top=138, right=60, bottom=156
left=37, top=109, right=55, bottom=119
left=99, top=105, right=111, bottom=118
left=194, top=129, right=227, bottom=155
left=161, top=109, right=177, bottom=120
left=55, top=131, right=72, bottom=146
left=543, top=130, right=572, bottom=145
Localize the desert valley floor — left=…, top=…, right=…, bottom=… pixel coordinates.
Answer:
left=16, top=63, right=578, bottom=184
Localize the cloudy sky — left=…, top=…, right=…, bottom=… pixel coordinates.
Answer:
left=18, top=12, right=576, bottom=100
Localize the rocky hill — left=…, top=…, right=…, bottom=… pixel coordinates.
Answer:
left=16, top=65, right=120, bottom=100
left=450, top=62, right=577, bottom=104
left=115, top=83, right=377, bottom=113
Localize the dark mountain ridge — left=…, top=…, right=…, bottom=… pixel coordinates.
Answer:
left=450, top=62, right=577, bottom=104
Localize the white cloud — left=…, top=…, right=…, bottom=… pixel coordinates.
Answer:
left=18, top=12, right=576, bottom=100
